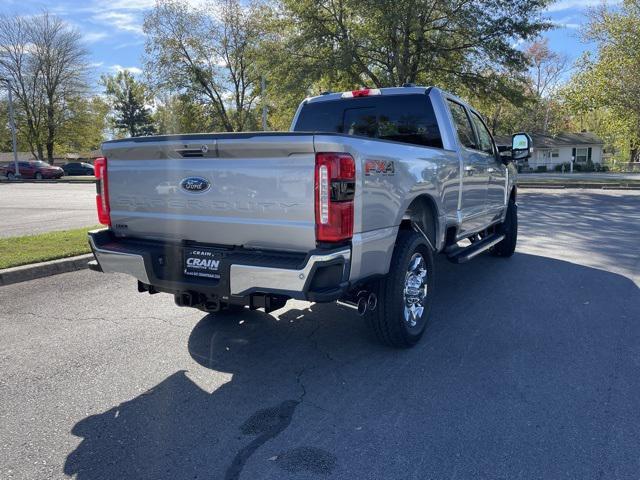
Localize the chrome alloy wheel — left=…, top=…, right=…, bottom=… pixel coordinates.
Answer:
left=403, top=253, right=428, bottom=327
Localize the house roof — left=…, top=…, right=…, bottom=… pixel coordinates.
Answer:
left=494, top=132, right=604, bottom=148
left=0, top=152, right=35, bottom=163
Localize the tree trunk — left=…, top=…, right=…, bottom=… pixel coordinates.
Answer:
left=36, top=143, right=44, bottom=161
left=46, top=103, right=55, bottom=163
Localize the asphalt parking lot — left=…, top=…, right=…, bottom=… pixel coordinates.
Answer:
left=1, top=189, right=639, bottom=479
left=0, top=183, right=97, bottom=237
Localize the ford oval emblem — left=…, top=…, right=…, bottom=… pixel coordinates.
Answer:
left=180, top=176, right=210, bottom=193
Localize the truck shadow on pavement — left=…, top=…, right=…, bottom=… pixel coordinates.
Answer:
left=64, top=252, right=640, bottom=480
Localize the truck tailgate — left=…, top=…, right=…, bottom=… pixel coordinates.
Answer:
left=102, top=134, right=317, bottom=252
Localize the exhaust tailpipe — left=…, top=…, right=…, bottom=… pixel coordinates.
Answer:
left=338, top=291, right=377, bottom=316
left=356, top=295, right=368, bottom=315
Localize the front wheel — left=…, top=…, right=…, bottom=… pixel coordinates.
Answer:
left=35, top=172, right=43, bottom=180
left=7, top=172, right=15, bottom=180
left=491, top=197, right=517, bottom=257
left=366, top=230, right=435, bottom=348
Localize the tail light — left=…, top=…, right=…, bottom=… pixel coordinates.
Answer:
left=315, top=153, right=355, bottom=242
left=94, top=157, right=110, bottom=226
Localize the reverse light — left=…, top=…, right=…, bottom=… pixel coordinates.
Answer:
left=341, top=88, right=382, bottom=98
left=315, top=153, right=355, bottom=243
left=94, top=157, right=110, bottom=226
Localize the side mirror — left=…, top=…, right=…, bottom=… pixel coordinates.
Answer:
left=511, top=133, right=532, bottom=161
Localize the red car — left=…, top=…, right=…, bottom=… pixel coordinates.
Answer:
left=2, top=161, right=64, bottom=180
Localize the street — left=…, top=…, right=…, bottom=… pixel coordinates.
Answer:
left=0, top=183, right=96, bottom=237
left=1, top=189, right=639, bottom=479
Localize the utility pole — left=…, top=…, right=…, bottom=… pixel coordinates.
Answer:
left=0, top=77, right=20, bottom=178
left=261, top=76, right=268, bottom=131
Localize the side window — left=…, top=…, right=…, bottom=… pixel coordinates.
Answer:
left=469, top=111, right=495, bottom=156
left=374, top=96, right=443, bottom=148
left=447, top=100, right=476, bottom=150
left=342, top=96, right=443, bottom=148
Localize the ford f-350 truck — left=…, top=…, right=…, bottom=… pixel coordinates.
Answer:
left=88, top=86, right=531, bottom=348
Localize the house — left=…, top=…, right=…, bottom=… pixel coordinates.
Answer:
left=0, top=152, right=34, bottom=165
left=494, top=132, right=605, bottom=172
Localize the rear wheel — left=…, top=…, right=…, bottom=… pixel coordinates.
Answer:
left=491, top=197, right=517, bottom=257
left=35, top=172, right=43, bottom=180
left=367, top=230, right=435, bottom=348
left=7, top=172, right=15, bottom=180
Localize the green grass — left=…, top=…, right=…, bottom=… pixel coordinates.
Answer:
left=0, top=226, right=100, bottom=270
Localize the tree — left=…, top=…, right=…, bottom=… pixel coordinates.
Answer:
left=251, top=0, right=552, bottom=132
left=154, top=92, right=213, bottom=134
left=0, top=15, right=46, bottom=160
left=102, top=71, right=156, bottom=138
left=56, top=96, right=109, bottom=154
left=563, top=1, right=640, bottom=163
left=144, top=0, right=265, bottom=132
left=0, top=12, right=89, bottom=162
left=522, top=39, right=570, bottom=134
left=30, top=12, right=89, bottom=161
left=276, top=0, right=550, bottom=92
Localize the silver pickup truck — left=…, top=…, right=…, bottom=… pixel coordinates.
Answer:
left=88, top=86, right=531, bottom=347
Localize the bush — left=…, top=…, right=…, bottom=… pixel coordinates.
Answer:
left=536, top=165, right=547, bottom=172
left=554, top=162, right=571, bottom=172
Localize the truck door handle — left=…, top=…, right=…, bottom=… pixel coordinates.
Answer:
left=464, top=165, right=475, bottom=176
left=487, top=167, right=496, bottom=174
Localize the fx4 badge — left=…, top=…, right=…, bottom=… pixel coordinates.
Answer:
left=365, top=160, right=395, bottom=176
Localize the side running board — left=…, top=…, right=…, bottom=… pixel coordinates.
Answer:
left=446, top=233, right=505, bottom=264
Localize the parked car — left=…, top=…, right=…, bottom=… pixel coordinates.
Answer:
left=88, top=86, right=531, bottom=348
left=2, top=161, right=64, bottom=180
left=61, top=162, right=95, bottom=176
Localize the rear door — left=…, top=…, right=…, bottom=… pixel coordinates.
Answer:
left=468, top=110, right=506, bottom=215
left=20, top=162, right=34, bottom=177
left=447, top=99, right=490, bottom=235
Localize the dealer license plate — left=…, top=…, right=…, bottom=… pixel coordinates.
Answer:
left=183, top=247, right=222, bottom=279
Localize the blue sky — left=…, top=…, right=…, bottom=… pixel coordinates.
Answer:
left=0, top=0, right=620, bottom=89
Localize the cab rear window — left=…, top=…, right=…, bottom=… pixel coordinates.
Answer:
left=294, top=94, right=443, bottom=149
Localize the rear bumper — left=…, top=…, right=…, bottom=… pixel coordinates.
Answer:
left=88, top=229, right=351, bottom=302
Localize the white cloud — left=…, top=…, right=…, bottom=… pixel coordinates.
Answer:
left=102, top=0, right=207, bottom=10
left=109, top=64, right=143, bottom=75
left=551, top=15, right=583, bottom=29
left=75, top=0, right=212, bottom=37
left=83, top=32, right=109, bottom=44
left=96, top=11, right=144, bottom=36
left=547, top=0, right=621, bottom=12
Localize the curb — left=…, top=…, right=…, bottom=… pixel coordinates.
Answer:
left=518, top=183, right=640, bottom=190
left=0, top=254, right=93, bottom=287
left=0, top=178, right=96, bottom=184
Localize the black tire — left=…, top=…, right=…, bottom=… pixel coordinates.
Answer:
left=35, top=172, right=43, bottom=180
left=492, top=197, right=517, bottom=257
left=7, top=172, right=15, bottom=180
left=366, top=230, right=435, bottom=348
